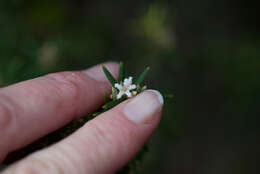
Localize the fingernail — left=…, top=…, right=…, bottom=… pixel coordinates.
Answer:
left=123, top=90, right=164, bottom=124
left=84, top=62, right=119, bottom=82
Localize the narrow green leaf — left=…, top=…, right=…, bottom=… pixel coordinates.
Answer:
left=164, top=94, right=174, bottom=99
left=118, top=62, right=124, bottom=82
left=92, top=111, right=104, bottom=117
left=102, top=65, right=117, bottom=86
left=102, top=98, right=125, bottom=110
left=163, top=93, right=175, bottom=101
left=135, top=67, right=150, bottom=85
left=104, top=91, right=108, bottom=103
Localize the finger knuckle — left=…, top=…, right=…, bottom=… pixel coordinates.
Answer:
left=88, top=120, right=131, bottom=156
left=0, top=95, right=17, bottom=130
left=45, top=72, right=84, bottom=100
left=51, top=145, right=81, bottom=173
left=0, top=104, right=13, bottom=129
left=11, top=159, right=50, bottom=174
left=11, top=158, right=64, bottom=174
left=89, top=121, right=114, bottom=146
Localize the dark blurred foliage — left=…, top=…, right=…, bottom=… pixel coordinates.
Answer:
left=0, top=0, right=259, bottom=173
left=173, top=0, right=260, bottom=173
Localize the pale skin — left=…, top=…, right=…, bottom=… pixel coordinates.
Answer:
left=0, top=62, right=163, bottom=174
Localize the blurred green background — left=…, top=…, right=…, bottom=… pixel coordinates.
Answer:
left=1, top=0, right=259, bottom=173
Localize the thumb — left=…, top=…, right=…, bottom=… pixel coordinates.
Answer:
left=3, top=90, right=163, bottom=174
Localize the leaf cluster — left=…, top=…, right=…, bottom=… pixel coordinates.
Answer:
left=102, top=62, right=150, bottom=88
left=101, top=62, right=150, bottom=110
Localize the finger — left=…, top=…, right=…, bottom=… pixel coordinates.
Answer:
left=3, top=90, right=163, bottom=174
left=0, top=62, right=119, bottom=160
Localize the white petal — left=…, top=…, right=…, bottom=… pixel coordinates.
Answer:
left=123, top=79, right=129, bottom=86
left=117, top=91, right=124, bottom=99
left=128, top=84, right=136, bottom=90
left=125, top=90, right=132, bottom=98
left=124, top=77, right=133, bottom=86
left=115, top=83, right=122, bottom=90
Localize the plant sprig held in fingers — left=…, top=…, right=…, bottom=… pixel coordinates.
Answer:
left=0, top=62, right=158, bottom=174
left=101, top=62, right=149, bottom=110
left=101, top=62, right=151, bottom=174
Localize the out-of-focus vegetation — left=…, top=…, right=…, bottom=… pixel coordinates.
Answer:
left=0, top=1, right=179, bottom=173
left=1, top=0, right=260, bottom=173
left=0, top=1, right=176, bottom=86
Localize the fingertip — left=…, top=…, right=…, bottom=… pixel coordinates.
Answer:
left=123, top=90, right=164, bottom=125
left=84, top=62, right=119, bottom=82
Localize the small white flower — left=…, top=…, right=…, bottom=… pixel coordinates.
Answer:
left=114, top=77, right=137, bottom=99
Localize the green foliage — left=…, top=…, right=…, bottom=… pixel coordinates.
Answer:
left=102, top=98, right=126, bottom=110
left=102, top=65, right=117, bottom=86
left=135, top=67, right=150, bottom=85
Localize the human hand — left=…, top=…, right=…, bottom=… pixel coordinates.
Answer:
left=0, top=62, right=163, bottom=174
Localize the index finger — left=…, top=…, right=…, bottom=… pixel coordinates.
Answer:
left=0, top=62, right=119, bottom=161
